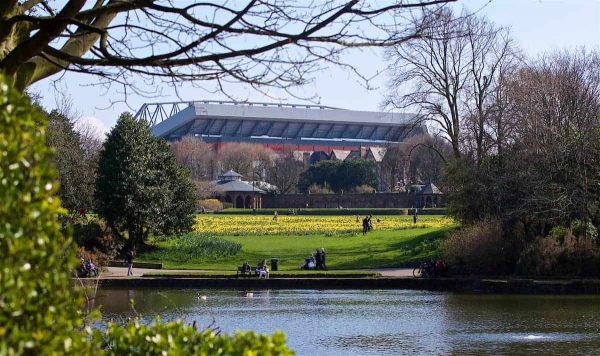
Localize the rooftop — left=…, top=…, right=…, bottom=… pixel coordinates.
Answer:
left=138, top=101, right=425, bottom=147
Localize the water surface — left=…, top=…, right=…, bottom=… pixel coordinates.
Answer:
left=96, top=288, right=600, bottom=355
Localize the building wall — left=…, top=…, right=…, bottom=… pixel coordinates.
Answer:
left=262, top=193, right=444, bottom=209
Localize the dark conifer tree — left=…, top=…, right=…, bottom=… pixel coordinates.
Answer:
left=95, top=112, right=196, bottom=247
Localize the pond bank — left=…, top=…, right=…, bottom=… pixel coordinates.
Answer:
left=94, top=276, right=600, bottom=294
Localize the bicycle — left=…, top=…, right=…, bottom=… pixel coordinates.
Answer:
left=412, top=260, right=436, bottom=278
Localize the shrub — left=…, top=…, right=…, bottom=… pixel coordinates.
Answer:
left=308, top=183, right=333, bottom=194
left=0, top=76, right=96, bottom=354
left=548, top=225, right=568, bottom=244
left=102, top=318, right=292, bottom=355
left=76, top=247, right=110, bottom=269
left=72, top=216, right=123, bottom=262
left=0, top=75, right=292, bottom=354
left=198, top=198, right=223, bottom=212
left=570, top=219, right=598, bottom=241
left=516, top=230, right=600, bottom=277
left=146, top=233, right=241, bottom=262
left=352, top=184, right=376, bottom=194
left=442, top=219, right=517, bottom=276
left=223, top=202, right=234, bottom=209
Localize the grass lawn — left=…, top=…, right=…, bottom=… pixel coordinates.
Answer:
left=138, top=215, right=457, bottom=270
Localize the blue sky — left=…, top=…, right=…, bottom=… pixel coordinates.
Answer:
left=31, top=0, right=600, bottom=135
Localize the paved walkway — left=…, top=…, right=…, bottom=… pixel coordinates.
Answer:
left=370, top=268, right=414, bottom=277
left=103, top=267, right=414, bottom=278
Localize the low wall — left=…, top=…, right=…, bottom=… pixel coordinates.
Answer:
left=262, top=193, right=420, bottom=209
left=98, top=277, right=600, bottom=294
left=215, top=208, right=446, bottom=215
left=107, top=261, right=163, bottom=269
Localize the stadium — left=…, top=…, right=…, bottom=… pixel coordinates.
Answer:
left=135, top=100, right=425, bottom=152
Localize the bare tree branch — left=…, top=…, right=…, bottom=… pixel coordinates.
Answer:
left=1, top=0, right=455, bottom=98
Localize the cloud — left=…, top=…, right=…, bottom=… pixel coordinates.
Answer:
left=75, top=116, right=110, bottom=141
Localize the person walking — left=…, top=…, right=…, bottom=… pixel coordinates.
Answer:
left=320, top=248, right=327, bottom=270
left=362, top=216, right=369, bottom=236
left=413, top=209, right=418, bottom=224
left=273, top=210, right=278, bottom=221
left=125, top=249, right=134, bottom=276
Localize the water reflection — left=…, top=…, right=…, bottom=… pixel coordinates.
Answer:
left=95, top=288, right=600, bottom=355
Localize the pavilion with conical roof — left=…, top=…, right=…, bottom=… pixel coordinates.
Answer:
left=416, top=182, right=443, bottom=208
left=212, top=170, right=265, bottom=208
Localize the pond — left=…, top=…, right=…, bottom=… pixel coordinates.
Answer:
left=95, top=288, right=600, bottom=355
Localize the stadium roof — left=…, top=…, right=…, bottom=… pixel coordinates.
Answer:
left=136, top=101, right=425, bottom=147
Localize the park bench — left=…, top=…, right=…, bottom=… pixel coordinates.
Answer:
left=236, top=266, right=255, bottom=278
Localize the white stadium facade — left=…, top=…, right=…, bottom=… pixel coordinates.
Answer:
left=135, top=101, right=425, bottom=153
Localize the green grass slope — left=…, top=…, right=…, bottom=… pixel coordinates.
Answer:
left=139, top=226, right=455, bottom=270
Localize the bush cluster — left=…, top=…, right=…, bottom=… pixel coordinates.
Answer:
left=0, top=75, right=292, bottom=354
left=102, top=319, right=292, bottom=355
left=442, top=219, right=600, bottom=277
left=0, top=75, right=95, bottom=354
left=442, top=220, right=522, bottom=276
left=299, top=159, right=378, bottom=193
left=147, top=233, right=242, bottom=262
left=516, top=230, right=600, bottom=277
left=198, top=198, right=224, bottom=212
left=72, top=216, right=123, bottom=265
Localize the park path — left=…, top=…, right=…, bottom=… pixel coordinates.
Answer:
left=103, top=267, right=413, bottom=278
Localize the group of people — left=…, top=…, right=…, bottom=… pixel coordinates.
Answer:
left=360, top=215, right=374, bottom=236
left=241, top=260, right=270, bottom=278
left=256, top=259, right=269, bottom=274
left=78, top=258, right=98, bottom=277
left=301, top=248, right=327, bottom=270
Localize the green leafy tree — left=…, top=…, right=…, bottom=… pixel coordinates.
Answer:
left=299, top=160, right=341, bottom=192
left=337, top=159, right=378, bottom=193
left=0, top=75, right=97, bottom=354
left=0, top=74, right=294, bottom=355
left=95, top=113, right=196, bottom=248
left=46, top=109, right=96, bottom=213
left=300, top=158, right=378, bottom=193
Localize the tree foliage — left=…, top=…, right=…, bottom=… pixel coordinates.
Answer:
left=217, top=143, right=273, bottom=181
left=46, top=109, right=97, bottom=213
left=0, top=82, right=293, bottom=353
left=0, top=74, right=96, bottom=354
left=444, top=50, right=600, bottom=239
left=299, top=158, right=377, bottom=193
left=95, top=112, right=196, bottom=247
left=380, top=134, right=451, bottom=191
left=102, top=318, right=292, bottom=355
left=267, top=152, right=305, bottom=194
left=170, top=136, right=215, bottom=181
